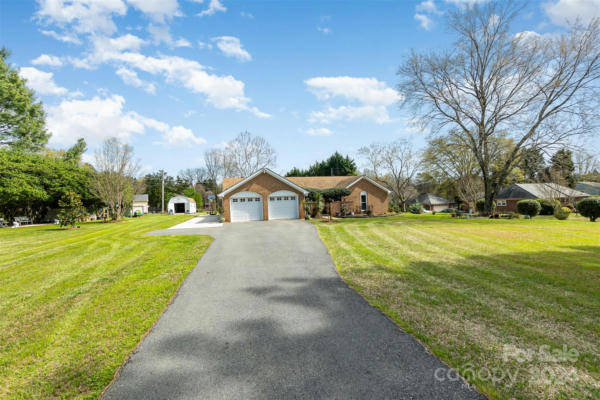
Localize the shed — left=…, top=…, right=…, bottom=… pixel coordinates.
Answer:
left=168, top=196, right=197, bottom=214
left=132, top=194, right=149, bottom=214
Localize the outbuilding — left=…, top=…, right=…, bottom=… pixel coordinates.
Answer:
left=168, top=195, right=197, bottom=214
left=131, top=194, right=149, bottom=214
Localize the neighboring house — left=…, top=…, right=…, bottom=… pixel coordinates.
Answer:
left=406, top=193, right=454, bottom=212
left=576, top=181, right=600, bottom=196
left=218, top=168, right=390, bottom=223
left=495, top=183, right=590, bottom=212
left=168, top=195, right=197, bottom=214
left=131, top=194, right=149, bottom=214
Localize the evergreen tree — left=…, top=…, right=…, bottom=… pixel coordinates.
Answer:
left=550, top=148, right=576, bottom=188
left=286, top=152, right=357, bottom=176
left=520, top=147, right=545, bottom=181
left=57, top=191, right=85, bottom=228
left=0, top=48, right=50, bottom=151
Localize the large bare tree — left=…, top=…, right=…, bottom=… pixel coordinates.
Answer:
left=93, top=137, right=139, bottom=220
left=179, top=167, right=207, bottom=187
left=224, top=131, right=277, bottom=177
left=398, top=1, right=600, bottom=213
left=359, top=140, right=421, bottom=211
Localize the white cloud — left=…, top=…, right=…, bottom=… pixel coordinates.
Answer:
left=544, top=0, right=600, bottom=26
left=416, top=0, right=441, bottom=13
left=39, top=29, right=81, bottom=44
left=309, top=105, right=395, bottom=125
left=46, top=94, right=145, bottom=145
left=415, top=13, right=433, bottom=30
left=305, top=76, right=402, bottom=125
left=46, top=93, right=202, bottom=147
left=197, top=41, right=213, bottom=49
left=197, top=0, right=226, bottom=17
left=240, top=11, right=254, bottom=18
left=116, top=67, right=156, bottom=94
left=444, top=0, right=489, bottom=5
left=211, top=36, right=251, bottom=61
left=305, top=76, right=401, bottom=106
left=19, top=67, right=68, bottom=96
left=174, top=38, right=192, bottom=47
left=36, top=0, right=127, bottom=35
left=306, top=127, right=333, bottom=136
left=317, top=26, right=332, bottom=34
left=31, top=54, right=63, bottom=67
left=126, top=0, right=181, bottom=22
left=147, top=24, right=191, bottom=48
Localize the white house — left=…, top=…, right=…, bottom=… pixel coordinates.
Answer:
left=132, top=194, right=149, bottom=214
left=168, top=196, right=197, bottom=214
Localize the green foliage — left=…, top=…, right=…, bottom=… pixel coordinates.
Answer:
left=550, top=148, right=576, bottom=188
left=553, top=206, right=571, bottom=220
left=517, top=199, right=541, bottom=218
left=286, top=151, right=357, bottom=176
left=57, top=191, right=85, bottom=228
left=182, top=187, right=203, bottom=209
left=0, top=48, right=50, bottom=151
left=408, top=202, right=423, bottom=214
left=577, top=197, right=600, bottom=222
left=476, top=198, right=496, bottom=213
left=63, top=138, right=87, bottom=165
left=144, top=171, right=190, bottom=210
left=520, top=147, right=545, bottom=181
left=320, top=187, right=351, bottom=202
left=536, top=198, right=560, bottom=215
left=0, top=149, right=99, bottom=221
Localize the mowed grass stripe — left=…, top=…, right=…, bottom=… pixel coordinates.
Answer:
left=0, top=215, right=211, bottom=399
left=313, top=215, right=600, bottom=400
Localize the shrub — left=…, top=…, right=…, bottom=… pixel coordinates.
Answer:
left=537, top=198, right=560, bottom=215
left=517, top=199, right=541, bottom=218
left=476, top=198, right=496, bottom=214
left=57, top=191, right=85, bottom=228
left=408, top=202, right=423, bottom=214
left=553, top=206, right=570, bottom=220
left=577, top=197, right=600, bottom=222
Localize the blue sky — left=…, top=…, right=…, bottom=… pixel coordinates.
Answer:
left=1, top=0, right=598, bottom=176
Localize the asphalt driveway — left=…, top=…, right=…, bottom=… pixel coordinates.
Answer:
left=103, top=220, right=483, bottom=399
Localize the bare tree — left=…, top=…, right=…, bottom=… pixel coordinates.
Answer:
left=358, top=143, right=384, bottom=179
left=360, top=140, right=421, bottom=211
left=93, top=137, right=139, bottom=220
left=179, top=167, right=207, bottom=187
left=224, top=131, right=277, bottom=177
left=573, top=149, right=599, bottom=177
left=398, top=1, right=600, bottom=213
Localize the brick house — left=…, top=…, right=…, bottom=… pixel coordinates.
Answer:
left=495, top=183, right=590, bottom=213
left=405, top=193, right=454, bottom=212
left=218, top=168, right=390, bottom=222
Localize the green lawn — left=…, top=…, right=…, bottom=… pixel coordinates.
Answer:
left=0, top=215, right=212, bottom=399
left=314, top=214, right=600, bottom=400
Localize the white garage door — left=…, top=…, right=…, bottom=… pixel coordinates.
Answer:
left=230, top=192, right=263, bottom=222
left=268, top=190, right=299, bottom=220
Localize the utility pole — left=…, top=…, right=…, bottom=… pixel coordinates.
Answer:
left=161, top=170, right=165, bottom=213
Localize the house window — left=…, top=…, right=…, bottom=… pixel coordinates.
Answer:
left=497, top=200, right=507, bottom=206
left=232, top=199, right=238, bottom=203
left=360, top=191, right=368, bottom=212
left=270, top=197, right=275, bottom=201
left=247, top=198, right=253, bottom=202
left=255, top=198, right=261, bottom=202
left=290, top=196, right=296, bottom=200
left=284, top=196, right=289, bottom=200
left=277, top=197, right=282, bottom=201
left=240, top=198, right=246, bottom=202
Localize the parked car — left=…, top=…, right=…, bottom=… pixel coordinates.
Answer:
left=438, top=208, right=456, bottom=213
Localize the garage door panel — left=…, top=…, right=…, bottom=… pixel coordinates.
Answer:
left=230, top=192, right=263, bottom=222
left=268, top=190, right=299, bottom=220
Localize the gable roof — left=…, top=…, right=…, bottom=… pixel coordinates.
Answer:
left=286, top=176, right=358, bottom=190
left=218, top=168, right=309, bottom=198
left=132, top=194, right=148, bottom=202
left=497, top=183, right=590, bottom=199
left=576, top=181, right=600, bottom=195
left=406, top=193, right=452, bottom=205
